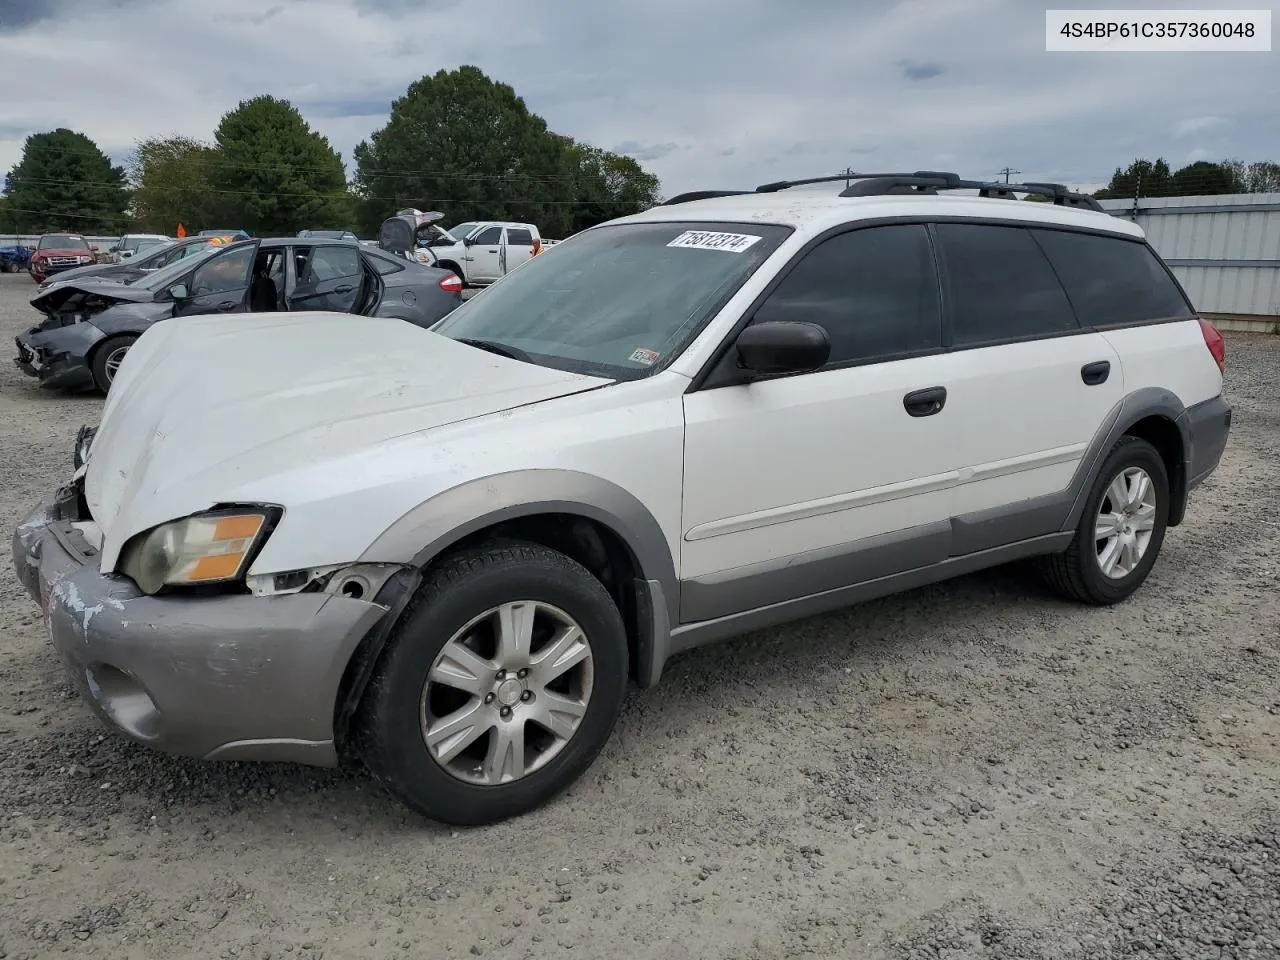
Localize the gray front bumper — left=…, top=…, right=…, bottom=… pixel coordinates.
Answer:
left=12, top=501, right=390, bottom=766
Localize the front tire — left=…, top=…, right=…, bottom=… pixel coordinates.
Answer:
left=358, top=540, right=628, bottom=825
left=1042, top=436, right=1169, bottom=605
left=90, top=334, right=138, bottom=393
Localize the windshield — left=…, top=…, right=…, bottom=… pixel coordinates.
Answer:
left=134, top=244, right=232, bottom=290
left=135, top=239, right=168, bottom=253
left=432, top=221, right=792, bottom=380
left=446, top=222, right=478, bottom=241
left=40, top=235, right=88, bottom=250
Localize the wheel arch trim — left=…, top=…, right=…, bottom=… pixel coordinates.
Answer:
left=357, top=470, right=678, bottom=685
left=1061, top=387, right=1191, bottom=532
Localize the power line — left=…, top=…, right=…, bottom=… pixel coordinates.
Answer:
left=4, top=141, right=599, bottom=183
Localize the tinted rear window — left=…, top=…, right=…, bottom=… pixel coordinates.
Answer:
left=1032, top=229, right=1192, bottom=325
left=507, top=228, right=533, bottom=245
left=934, top=223, right=1079, bottom=346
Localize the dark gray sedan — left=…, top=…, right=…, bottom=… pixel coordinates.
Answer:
left=32, top=234, right=240, bottom=293
left=14, top=237, right=464, bottom=393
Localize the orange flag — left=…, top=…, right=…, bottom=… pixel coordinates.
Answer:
left=176, top=223, right=187, bottom=238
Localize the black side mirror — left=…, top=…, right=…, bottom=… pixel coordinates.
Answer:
left=734, top=321, right=830, bottom=376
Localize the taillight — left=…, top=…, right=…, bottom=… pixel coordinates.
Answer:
left=1197, top=317, right=1225, bottom=373
left=438, top=273, right=463, bottom=294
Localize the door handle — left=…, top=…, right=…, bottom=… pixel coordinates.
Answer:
left=334, top=284, right=354, bottom=294
left=218, top=300, right=238, bottom=309
left=487, top=248, right=498, bottom=252
left=1081, top=360, right=1111, bottom=386
left=903, top=386, right=947, bottom=417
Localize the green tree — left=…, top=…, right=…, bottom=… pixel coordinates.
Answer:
left=209, top=95, right=352, bottom=234
left=129, top=135, right=219, bottom=233
left=562, top=141, right=662, bottom=233
left=1093, top=158, right=1173, bottom=200
left=355, top=65, right=640, bottom=238
left=3, top=129, right=129, bottom=233
left=1169, top=160, right=1244, bottom=196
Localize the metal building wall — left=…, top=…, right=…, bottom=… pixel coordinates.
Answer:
left=1098, top=193, right=1280, bottom=320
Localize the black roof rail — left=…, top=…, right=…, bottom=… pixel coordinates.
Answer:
left=664, top=172, right=1103, bottom=212
left=661, top=190, right=752, bottom=205
left=837, top=171, right=1104, bottom=212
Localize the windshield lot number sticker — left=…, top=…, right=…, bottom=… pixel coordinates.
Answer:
left=629, top=347, right=660, bottom=366
left=667, top=230, right=762, bottom=253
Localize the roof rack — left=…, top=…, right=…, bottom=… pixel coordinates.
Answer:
left=836, top=171, right=1103, bottom=211
left=661, top=171, right=1103, bottom=212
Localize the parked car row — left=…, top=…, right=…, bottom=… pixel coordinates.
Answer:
left=14, top=235, right=463, bottom=393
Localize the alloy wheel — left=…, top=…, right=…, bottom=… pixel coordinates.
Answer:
left=1094, top=466, right=1158, bottom=579
left=420, top=601, right=595, bottom=786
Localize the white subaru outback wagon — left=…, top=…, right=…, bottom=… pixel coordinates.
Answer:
left=13, top=171, right=1232, bottom=825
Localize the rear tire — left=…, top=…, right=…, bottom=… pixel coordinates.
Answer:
left=90, top=334, right=138, bottom=394
left=358, top=539, right=628, bottom=825
left=1041, top=436, right=1169, bottom=605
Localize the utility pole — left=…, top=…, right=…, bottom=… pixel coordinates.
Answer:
left=844, top=166, right=854, bottom=189
left=998, top=167, right=1021, bottom=184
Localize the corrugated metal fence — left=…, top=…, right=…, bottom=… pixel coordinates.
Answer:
left=1098, top=193, right=1280, bottom=326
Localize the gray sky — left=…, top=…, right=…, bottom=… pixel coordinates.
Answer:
left=0, top=0, right=1276, bottom=199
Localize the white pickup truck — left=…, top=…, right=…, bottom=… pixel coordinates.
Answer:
left=416, top=221, right=545, bottom=286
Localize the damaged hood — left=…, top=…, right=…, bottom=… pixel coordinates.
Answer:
left=31, top=279, right=155, bottom=317
left=84, top=312, right=612, bottom=569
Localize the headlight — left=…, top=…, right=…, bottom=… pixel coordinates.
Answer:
left=120, top=509, right=276, bottom=595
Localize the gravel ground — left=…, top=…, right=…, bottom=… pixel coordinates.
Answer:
left=0, top=270, right=1277, bottom=960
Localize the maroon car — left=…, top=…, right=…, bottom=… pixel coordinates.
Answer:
left=28, top=233, right=97, bottom=284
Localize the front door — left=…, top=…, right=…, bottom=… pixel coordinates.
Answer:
left=172, top=242, right=258, bottom=317
left=466, top=225, right=504, bottom=283
left=679, top=223, right=961, bottom=623
left=287, top=244, right=364, bottom=314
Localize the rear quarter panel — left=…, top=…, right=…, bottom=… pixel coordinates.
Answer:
left=1100, top=319, right=1223, bottom=408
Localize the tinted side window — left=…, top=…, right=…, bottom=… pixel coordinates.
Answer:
left=934, top=224, right=1078, bottom=346
left=1032, top=229, right=1192, bottom=325
left=304, top=245, right=361, bottom=282
left=190, top=246, right=254, bottom=295
left=473, top=226, right=502, bottom=245
left=753, top=224, right=941, bottom=364
left=506, top=228, right=533, bottom=245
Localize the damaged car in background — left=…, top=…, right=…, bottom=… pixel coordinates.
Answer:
left=14, top=236, right=464, bottom=393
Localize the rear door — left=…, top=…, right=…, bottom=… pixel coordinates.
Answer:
left=172, top=242, right=258, bottom=317
left=466, top=225, right=504, bottom=282
left=287, top=244, right=364, bottom=313
left=929, top=222, right=1124, bottom=551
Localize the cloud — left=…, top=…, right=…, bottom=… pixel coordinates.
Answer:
left=1171, top=116, right=1228, bottom=138
left=898, top=60, right=944, bottom=80
left=611, top=141, right=681, bottom=162
left=0, top=0, right=1275, bottom=202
